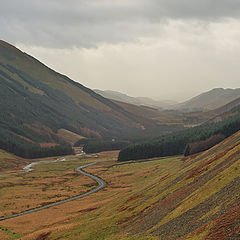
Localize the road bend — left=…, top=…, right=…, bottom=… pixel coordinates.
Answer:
left=0, top=161, right=105, bottom=221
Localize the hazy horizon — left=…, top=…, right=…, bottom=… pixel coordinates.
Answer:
left=1, top=0, right=240, bottom=101
left=93, top=87, right=240, bottom=103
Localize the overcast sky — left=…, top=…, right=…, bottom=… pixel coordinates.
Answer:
left=1, top=0, right=240, bottom=101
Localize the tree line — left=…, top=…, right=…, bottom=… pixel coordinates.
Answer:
left=118, top=112, right=240, bottom=161
left=0, top=129, right=73, bottom=158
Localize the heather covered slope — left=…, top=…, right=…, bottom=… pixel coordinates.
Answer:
left=121, top=131, right=240, bottom=239
left=0, top=40, right=160, bottom=157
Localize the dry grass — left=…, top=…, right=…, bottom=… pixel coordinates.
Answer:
left=0, top=150, right=33, bottom=171
left=0, top=157, right=96, bottom=217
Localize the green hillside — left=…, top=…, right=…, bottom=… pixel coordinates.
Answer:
left=0, top=40, right=163, bottom=158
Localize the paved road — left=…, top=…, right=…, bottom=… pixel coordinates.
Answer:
left=0, top=161, right=105, bottom=221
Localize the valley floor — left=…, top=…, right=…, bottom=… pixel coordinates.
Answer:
left=0, top=132, right=240, bottom=239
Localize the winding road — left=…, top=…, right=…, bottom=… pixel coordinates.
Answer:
left=0, top=160, right=105, bottom=222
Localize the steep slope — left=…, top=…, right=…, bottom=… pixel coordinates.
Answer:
left=174, top=88, right=240, bottom=112
left=0, top=40, right=158, bottom=157
left=118, top=131, right=240, bottom=239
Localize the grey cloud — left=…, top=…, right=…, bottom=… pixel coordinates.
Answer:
left=1, top=0, right=240, bottom=48
left=151, top=0, right=240, bottom=20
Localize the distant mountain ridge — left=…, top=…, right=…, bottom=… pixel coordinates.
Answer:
left=173, top=88, right=240, bottom=111
left=95, top=88, right=240, bottom=113
left=94, top=89, right=176, bottom=109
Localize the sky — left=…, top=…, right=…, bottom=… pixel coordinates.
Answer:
left=1, top=0, right=240, bottom=102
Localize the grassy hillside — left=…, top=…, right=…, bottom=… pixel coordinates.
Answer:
left=0, top=40, right=168, bottom=158
left=1, top=132, right=240, bottom=239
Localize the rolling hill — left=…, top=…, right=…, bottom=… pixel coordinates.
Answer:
left=173, top=88, right=240, bottom=112
left=0, top=40, right=162, bottom=157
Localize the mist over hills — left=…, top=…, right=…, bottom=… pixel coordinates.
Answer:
left=95, top=88, right=240, bottom=113
left=94, top=89, right=176, bottom=109
left=94, top=88, right=240, bottom=115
